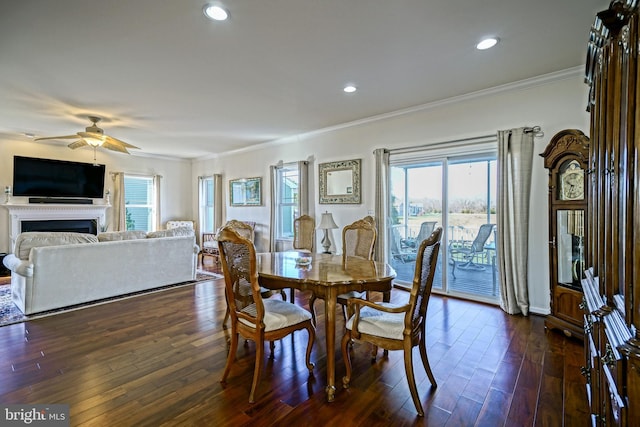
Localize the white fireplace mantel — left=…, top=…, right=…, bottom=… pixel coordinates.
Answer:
left=1, top=203, right=109, bottom=252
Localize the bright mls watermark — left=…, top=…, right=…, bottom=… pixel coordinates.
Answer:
left=1, top=404, right=69, bottom=426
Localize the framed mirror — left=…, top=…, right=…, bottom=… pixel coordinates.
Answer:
left=319, top=159, right=361, bottom=204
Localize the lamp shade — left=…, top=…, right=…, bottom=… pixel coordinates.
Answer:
left=318, top=212, right=338, bottom=230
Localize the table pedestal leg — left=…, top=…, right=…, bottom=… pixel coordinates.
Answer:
left=324, top=289, right=337, bottom=401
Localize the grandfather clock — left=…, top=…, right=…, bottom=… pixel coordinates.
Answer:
left=540, top=129, right=589, bottom=340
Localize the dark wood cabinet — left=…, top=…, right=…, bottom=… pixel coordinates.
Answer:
left=582, top=2, right=640, bottom=425
left=541, top=129, right=589, bottom=340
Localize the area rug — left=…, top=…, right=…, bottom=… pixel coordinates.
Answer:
left=0, top=271, right=220, bottom=328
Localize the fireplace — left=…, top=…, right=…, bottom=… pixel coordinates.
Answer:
left=21, top=219, right=98, bottom=234
left=1, top=203, right=109, bottom=252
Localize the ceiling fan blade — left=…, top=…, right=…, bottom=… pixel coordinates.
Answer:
left=77, top=131, right=104, bottom=139
left=104, top=135, right=139, bottom=149
left=101, top=140, right=130, bottom=154
left=34, top=134, right=79, bottom=141
left=67, top=140, right=88, bottom=149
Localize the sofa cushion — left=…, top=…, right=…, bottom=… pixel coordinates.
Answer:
left=15, top=232, right=99, bottom=260
left=147, top=227, right=194, bottom=238
left=98, top=230, right=148, bottom=242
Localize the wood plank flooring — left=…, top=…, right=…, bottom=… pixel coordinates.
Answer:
left=0, top=267, right=589, bottom=426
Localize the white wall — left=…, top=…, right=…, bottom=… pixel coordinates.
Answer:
left=191, top=71, right=592, bottom=315
left=0, top=140, right=193, bottom=252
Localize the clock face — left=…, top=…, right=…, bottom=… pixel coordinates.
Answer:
left=559, top=161, right=584, bottom=200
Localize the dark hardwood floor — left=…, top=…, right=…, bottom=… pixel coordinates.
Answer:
left=0, top=263, right=589, bottom=426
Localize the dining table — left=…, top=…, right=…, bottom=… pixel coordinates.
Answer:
left=256, top=251, right=396, bottom=402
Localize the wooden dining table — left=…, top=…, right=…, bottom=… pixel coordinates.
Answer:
left=256, top=251, right=396, bottom=402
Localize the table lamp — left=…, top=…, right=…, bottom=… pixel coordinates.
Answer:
left=318, top=211, right=338, bottom=254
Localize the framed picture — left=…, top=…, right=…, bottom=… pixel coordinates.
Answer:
left=229, top=177, right=262, bottom=206
left=319, top=159, right=361, bottom=204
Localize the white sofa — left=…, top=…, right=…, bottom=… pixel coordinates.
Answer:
left=2, top=229, right=199, bottom=315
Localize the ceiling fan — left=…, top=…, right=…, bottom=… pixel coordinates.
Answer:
left=35, top=116, right=139, bottom=155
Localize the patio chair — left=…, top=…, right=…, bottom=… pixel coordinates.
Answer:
left=341, top=227, right=442, bottom=416
left=390, top=227, right=417, bottom=263
left=415, top=221, right=437, bottom=243
left=217, top=226, right=315, bottom=403
left=449, top=223, right=495, bottom=278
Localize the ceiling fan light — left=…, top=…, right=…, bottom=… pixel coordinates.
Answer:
left=84, top=135, right=104, bottom=147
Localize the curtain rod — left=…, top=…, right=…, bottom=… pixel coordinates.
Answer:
left=381, top=126, right=543, bottom=155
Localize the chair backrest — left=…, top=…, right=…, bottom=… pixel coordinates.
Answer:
left=166, top=220, right=195, bottom=230
left=416, top=221, right=437, bottom=243
left=293, top=215, right=314, bottom=251
left=409, top=227, right=442, bottom=328
left=217, top=226, right=264, bottom=322
left=225, top=219, right=255, bottom=243
left=362, top=215, right=375, bottom=226
left=389, top=226, right=403, bottom=254
left=342, top=218, right=376, bottom=260
left=470, top=224, right=495, bottom=253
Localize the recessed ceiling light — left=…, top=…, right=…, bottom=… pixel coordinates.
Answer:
left=23, top=133, right=35, bottom=138
left=203, top=4, right=229, bottom=21
left=476, top=37, right=499, bottom=50
left=343, top=85, right=357, bottom=93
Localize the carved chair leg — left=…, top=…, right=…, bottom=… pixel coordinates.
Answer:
left=249, top=339, right=265, bottom=403
left=370, top=345, right=378, bottom=361
left=309, top=294, right=318, bottom=326
left=403, top=340, right=424, bottom=417
left=341, top=331, right=353, bottom=388
left=305, top=324, right=316, bottom=373
left=419, top=333, right=437, bottom=387
left=221, top=331, right=239, bottom=384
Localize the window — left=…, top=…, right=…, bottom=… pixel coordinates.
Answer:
left=124, top=175, right=156, bottom=232
left=276, top=164, right=299, bottom=240
left=199, top=176, right=215, bottom=233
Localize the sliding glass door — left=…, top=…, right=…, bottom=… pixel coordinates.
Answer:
left=389, top=155, right=499, bottom=303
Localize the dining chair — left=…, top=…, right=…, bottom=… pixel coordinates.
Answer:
left=293, top=214, right=315, bottom=252
left=341, top=227, right=442, bottom=417
left=225, top=219, right=255, bottom=242
left=217, top=226, right=316, bottom=403
left=201, top=220, right=255, bottom=269
left=308, top=217, right=377, bottom=325
left=200, top=231, right=220, bottom=267
left=219, top=220, right=285, bottom=325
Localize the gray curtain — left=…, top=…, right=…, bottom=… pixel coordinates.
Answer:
left=213, top=174, right=223, bottom=231
left=153, top=175, right=162, bottom=230
left=269, top=165, right=279, bottom=252
left=111, top=172, right=125, bottom=231
left=374, top=148, right=390, bottom=263
left=298, top=160, right=309, bottom=216
left=497, top=128, right=534, bottom=315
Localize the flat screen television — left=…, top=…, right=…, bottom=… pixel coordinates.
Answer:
left=12, top=156, right=106, bottom=199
